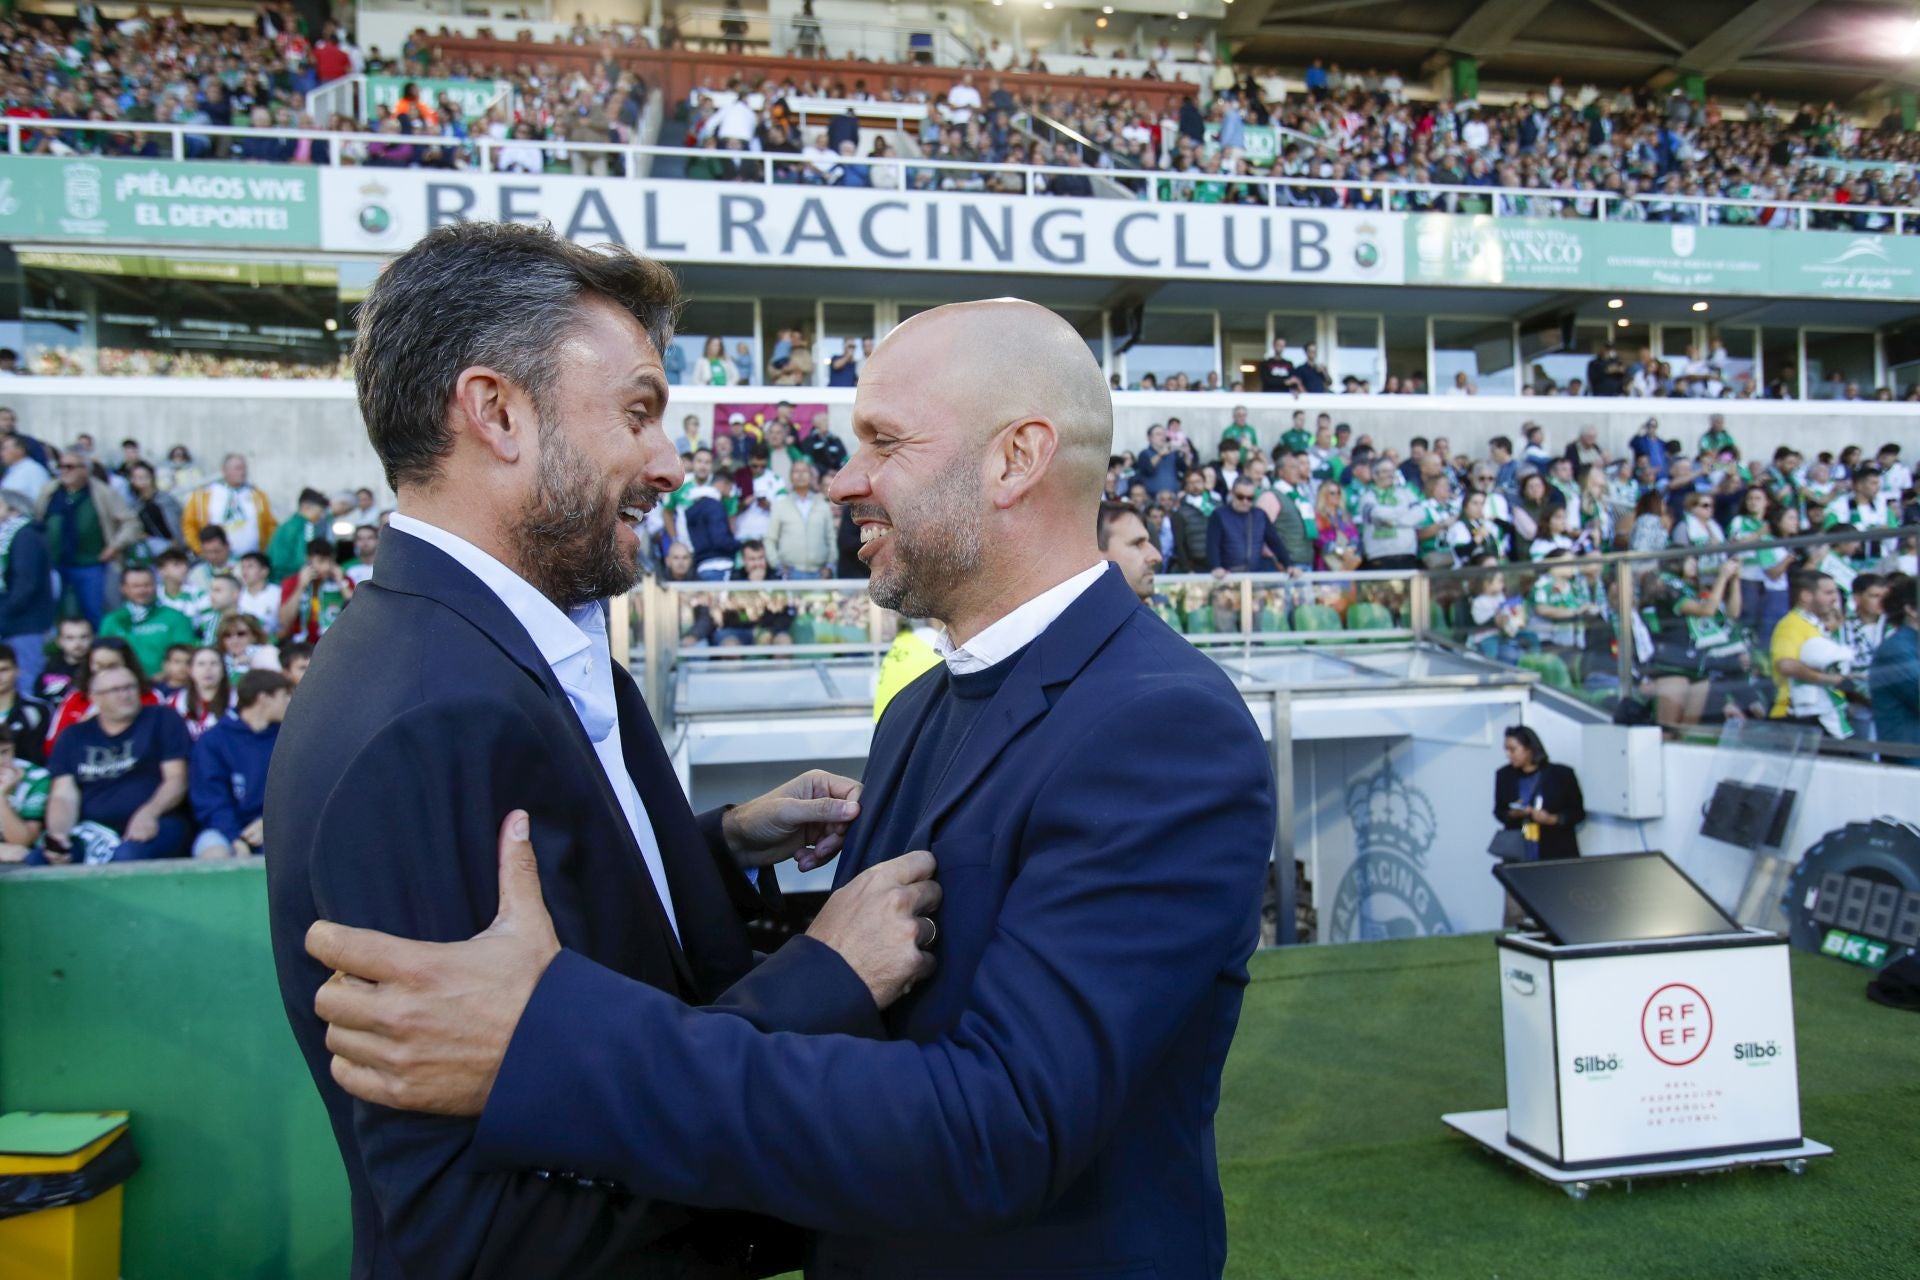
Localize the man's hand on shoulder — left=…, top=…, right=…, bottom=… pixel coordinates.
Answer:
left=308, top=810, right=559, bottom=1116
left=721, top=768, right=861, bottom=873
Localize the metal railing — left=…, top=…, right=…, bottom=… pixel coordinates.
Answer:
left=1423, top=523, right=1920, bottom=745
left=627, top=524, right=1920, bottom=759
left=11, top=115, right=1920, bottom=229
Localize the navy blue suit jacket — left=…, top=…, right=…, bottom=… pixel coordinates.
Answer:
left=265, top=528, right=883, bottom=1280
left=472, top=563, right=1276, bottom=1279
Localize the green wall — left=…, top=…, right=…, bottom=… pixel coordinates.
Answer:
left=0, top=862, right=350, bottom=1279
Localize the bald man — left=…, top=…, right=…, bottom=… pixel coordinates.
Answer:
left=308, top=300, right=1276, bottom=1279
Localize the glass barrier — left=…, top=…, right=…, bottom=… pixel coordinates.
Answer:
left=1425, top=525, right=1920, bottom=741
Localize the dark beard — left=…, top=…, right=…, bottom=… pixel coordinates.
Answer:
left=510, top=421, right=656, bottom=610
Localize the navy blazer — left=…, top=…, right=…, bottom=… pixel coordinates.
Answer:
left=265, top=528, right=882, bottom=1280
left=471, top=562, right=1276, bottom=1279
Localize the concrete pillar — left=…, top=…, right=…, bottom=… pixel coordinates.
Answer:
left=1451, top=56, right=1478, bottom=101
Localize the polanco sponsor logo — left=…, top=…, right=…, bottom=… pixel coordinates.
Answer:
left=1411, top=216, right=1583, bottom=284
left=1328, top=757, right=1452, bottom=942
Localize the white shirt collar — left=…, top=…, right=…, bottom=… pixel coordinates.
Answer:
left=388, top=513, right=613, bottom=737
left=932, top=561, right=1108, bottom=676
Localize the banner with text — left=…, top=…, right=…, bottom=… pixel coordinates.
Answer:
left=362, top=76, right=511, bottom=123
left=0, top=156, right=319, bottom=247
left=320, top=169, right=1407, bottom=285
left=1406, top=214, right=1920, bottom=301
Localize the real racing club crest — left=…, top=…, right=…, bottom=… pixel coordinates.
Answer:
left=1328, top=754, right=1453, bottom=942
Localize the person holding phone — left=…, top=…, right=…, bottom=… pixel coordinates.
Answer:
left=1493, top=725, right=1584, bottom=862
left=277, top=537, right=355, bottom=644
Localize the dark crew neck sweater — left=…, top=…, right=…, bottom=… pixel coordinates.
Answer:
left=853, top=643, right=1030, bottom=868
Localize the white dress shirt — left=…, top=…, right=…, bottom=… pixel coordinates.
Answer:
left=933, top=561, right=1107, bottom=675
left=388, top=513, right=679, bottom=940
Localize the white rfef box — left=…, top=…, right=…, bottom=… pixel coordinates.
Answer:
left=1497, top=929, right=1802, bottom=1169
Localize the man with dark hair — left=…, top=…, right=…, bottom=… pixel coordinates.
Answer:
left=186, top=526, right=233, bottom=595
left=1771, top=571, right=1851, bottom=735
left=154, top=547, right=209, bottom=635
left=190, top=668, right=292, bottom=860
left=276, top=538, right=353, bottom=644
left=1096, top=499, right=1161, bottom=600
left=279, top=642, right=314, bottom=686
left=0, top=643, right=50, bottom=767
left=266, top=220, right=935, bottom=1280
left=33, top=616, right=92, bottom=704
left=99, top=565, right=199, bottom=675
left=268, top=487, right=332, bottom=580
left=344, top=523, right=381, bottom=586
left=310, top=297, right=1273, bottom=1280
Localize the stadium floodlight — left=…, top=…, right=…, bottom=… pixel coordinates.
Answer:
left=1606, top=298, right=1624, bottom=309
left=1691, top=301, right=1710, bottom=312
left=1102, top=5, right=1114, bottom=11
left=1616, top=317, right=1630, bottom=328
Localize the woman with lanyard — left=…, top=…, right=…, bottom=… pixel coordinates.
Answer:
left=1491, top=724, right=1585, bottom=925
left=1447, top=489, right=1510, bottom=565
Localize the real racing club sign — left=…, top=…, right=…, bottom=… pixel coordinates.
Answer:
left=319, top=169, right=1404, bottom=285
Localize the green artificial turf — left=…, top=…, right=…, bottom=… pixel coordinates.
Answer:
left=1216, top=935, right=1920, bottom=1280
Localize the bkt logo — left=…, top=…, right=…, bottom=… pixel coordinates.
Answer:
left=1573, top=1054, right=1620, bottom=1075
left=1503, top=966, right=1537, bottom=996
left=1640, top=983, right=1713, bottom=1067
left=1734, top=1041, right=1780, bottom=1064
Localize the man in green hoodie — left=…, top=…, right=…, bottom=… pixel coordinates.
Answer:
left=267, top=488, right=330, bottom=581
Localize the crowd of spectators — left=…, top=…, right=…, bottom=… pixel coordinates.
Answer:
left=1090, top=405, right=1920, bottom=745
left=19, top=346, right=350, bottom=380
left=0, top=407, right=386, bottom=865
left=6, top=5, right=1917, bottom=230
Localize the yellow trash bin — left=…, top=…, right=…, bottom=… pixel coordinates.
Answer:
left=0, top=1112, right=137, bottom=1280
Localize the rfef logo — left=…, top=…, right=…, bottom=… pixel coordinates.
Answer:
left=1641, top=983, right=1712, bottom=1066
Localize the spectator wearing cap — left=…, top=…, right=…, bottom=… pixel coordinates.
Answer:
left=38, top=659, right=192, bottom=863
left=267, top=487, right=331, bottom=580
left=189, top=669, right=291, bottom=859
